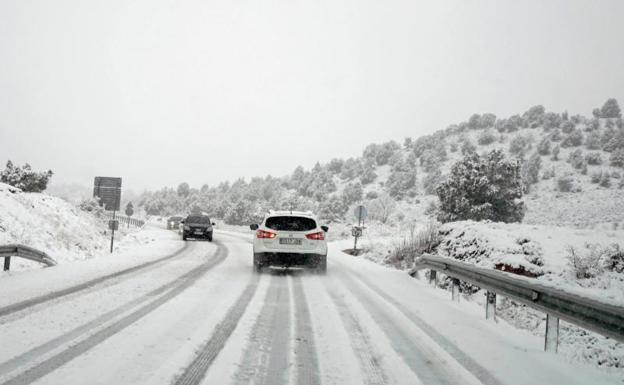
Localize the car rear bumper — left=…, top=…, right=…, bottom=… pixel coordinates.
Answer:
left=183, top=230, right=213, bottom=237
left=254, top=252, right=326, bottom=268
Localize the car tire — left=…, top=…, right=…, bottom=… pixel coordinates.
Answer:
left=182, top=234, right=187, bottom=241
left=207, top=232, right=213, bottom=242
left=315, top=256, right=327, bottom=274
left=253, top=253, right=263, bottom=274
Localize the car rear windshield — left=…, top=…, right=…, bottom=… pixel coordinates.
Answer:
left=265, top=216, right=316, bottom=231
left=186, top=216, right=210, bottom=224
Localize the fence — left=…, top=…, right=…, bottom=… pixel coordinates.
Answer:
left=1, top=244, right=57, bottom=271
left=105, top=213, right=145, bottom=228
left=412, top=254, right=624, bottom=352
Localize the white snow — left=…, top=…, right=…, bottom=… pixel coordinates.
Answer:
left=0, top=229, right=621, bottom=384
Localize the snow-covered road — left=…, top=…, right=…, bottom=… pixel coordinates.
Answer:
left=0, top=229, right=619, bottom=385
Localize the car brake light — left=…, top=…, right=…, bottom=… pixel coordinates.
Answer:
left=256, top=230, right=277, bottom=239
left=306, top=232, right=325, bottom=240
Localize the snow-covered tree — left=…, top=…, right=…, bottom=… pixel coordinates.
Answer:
left=600, top=98, right=621, bottom=119
left=177, top=182, right=190, bottom=197
left=509, top=134, right=533, bottom=159
left=386, top=159, right=417, bottom=199
left=477, top=129, right=496, bottom=145
left=318, top=195, right=348, bottom=222
left=342, top=182, right=363, bottom=205
left=523, top=152, right=542, bottom=187
left=610, top=148, right=624, bottom=168
left=436, top=150, right=525, bottom=223
left=537, top=137, right=551, bottom=155
left=561, top=129, right=584, bottom=148
left=0, top=161, right=53, bottom=192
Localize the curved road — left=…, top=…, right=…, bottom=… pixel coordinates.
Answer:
left=0, top=229, right=617, bottom=385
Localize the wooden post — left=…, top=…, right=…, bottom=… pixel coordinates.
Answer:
left=3, top=257, right=10, bottom=271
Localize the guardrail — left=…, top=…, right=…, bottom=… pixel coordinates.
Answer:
left=411, top=254, right=624, bottom=352
left=1, top=244, right=58, bottom=271
left=105, top=213, right=145, bottom=228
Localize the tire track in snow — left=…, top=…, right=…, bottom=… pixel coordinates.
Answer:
left=171, top=274, right=260, bottom=385
left=0, top=242, right=191, bottom=320
left=0, top=241, right=228, bottom=385
left=291, top=275, right=321, bottom=385
left=325, top=279, right=388, bottom=385
left=349, top=271, right=503, bottom=385
left=233, top=274, right=291, bottom=385
left=0, top=243, right=215, bottom=376
left=338, top=270, right=482, bottom=385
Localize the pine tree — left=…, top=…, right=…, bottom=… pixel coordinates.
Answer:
left=436, top=150, right=525, bottom=223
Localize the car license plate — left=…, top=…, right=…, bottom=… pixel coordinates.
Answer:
left=279, top=238, right=302, bottom=245
left=194, top=230, right=203, bottom=234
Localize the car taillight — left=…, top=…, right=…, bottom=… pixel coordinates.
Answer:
left=256, top=230, right=277, bottom=239
left=306, top=232, right=325, bottom=240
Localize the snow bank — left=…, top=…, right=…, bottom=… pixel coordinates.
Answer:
left=437, top=221, right=624, bottom=305
left=432, top=221, right=624, bottom=371
left=0, top=184, right=158, bottom=271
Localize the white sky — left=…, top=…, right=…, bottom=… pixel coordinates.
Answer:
left=1, top=0, right=623, bottom=191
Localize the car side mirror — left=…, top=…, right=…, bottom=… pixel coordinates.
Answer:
left=180, top=220, right=185, bottom=224
left=250, top=224, right=259, bottom=230
left=211, top=222, right=216, bottom=226
left=321, top=225, right=329, bottom=232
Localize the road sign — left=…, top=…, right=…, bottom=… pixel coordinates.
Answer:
left=125, top=202, right=134, bottom=217
left=93, top=177, right=122, bottom=211
left=354, top=205, right=368, bottom=223
left=108, top=220, right=119, bottom=231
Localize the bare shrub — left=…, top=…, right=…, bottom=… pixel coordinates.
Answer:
left=566, top=243, right=624, bottom=278
left=566, top=245, right=603, bottom=279
left=556, top=175, right=580, bottom=192
left=585, top=152, right=602, bottom=165
left=386, top=221, right=442, bottom=269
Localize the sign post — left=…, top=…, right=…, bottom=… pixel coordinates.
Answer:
left=93, top=177, right=122, bottom=253
left=352, top=205, right=367, bottom=254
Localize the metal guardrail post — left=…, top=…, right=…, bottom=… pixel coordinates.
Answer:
left=451, top=278, right=460, bottom=302
left=429, top=270, right=437, bottom=287
left=545, top=314, right=560, bottom=353
left=3, top=257, right=10, bottom=271
left=486, top=291, right=496, bottom=320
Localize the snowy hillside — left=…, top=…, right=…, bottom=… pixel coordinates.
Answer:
left=0, top=183, right=159, bottom=271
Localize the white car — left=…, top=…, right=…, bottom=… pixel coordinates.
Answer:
left=250, top=211, right=328, bottom=273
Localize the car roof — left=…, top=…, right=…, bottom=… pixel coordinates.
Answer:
left=265, top=210, right=316, bottom=218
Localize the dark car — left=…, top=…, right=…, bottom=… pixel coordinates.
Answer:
left=181, top=215, right=215, bottom=241
left=167, top=216, right=184, bottom=230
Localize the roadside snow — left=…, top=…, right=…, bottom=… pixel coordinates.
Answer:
left=0, top=186, right=164, bottom=272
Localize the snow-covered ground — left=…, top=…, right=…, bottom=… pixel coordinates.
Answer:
left=0, top=231, right=620, bottom=385
left=350, top=220, right=624, bottom=372
left=0, top=183, right=164, bottom=272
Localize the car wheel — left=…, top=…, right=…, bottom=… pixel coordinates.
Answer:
left=315, top=256, right=327, bottom=274
left=182, top=234, right=187, bottom=241
left=253, top=253, right=263, bottom=274
left=207, top=232, right=213, bottom=242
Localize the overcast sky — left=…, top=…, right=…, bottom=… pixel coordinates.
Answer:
left=1, top=0, right=623, bottom=192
